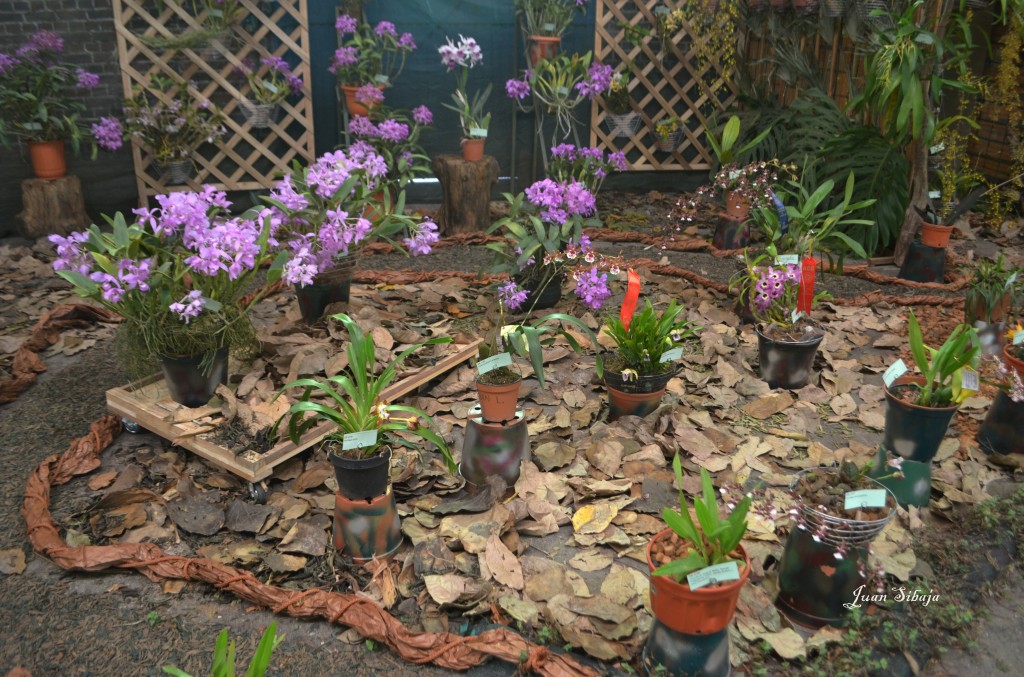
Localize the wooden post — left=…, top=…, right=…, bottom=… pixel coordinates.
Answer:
left=431, top=154, right=500, bottom=236
left=16, top=176, right=92, bottom=239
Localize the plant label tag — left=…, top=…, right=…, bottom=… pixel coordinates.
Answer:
left=791, top=309, right=802, bottom=323
left=556, top=86, right=569, bottom=95
left=775, top=254, right=800, bottom=266
left=373, top=74, right=389, bottom=84
left=342, top=430, right=378, bottom=451
left=478, top=352, right=512, bottom=375
left=469, top=127, right=488, bottom=138
left=960, top=367, right=979, bottom=392
left=883, top=359, right=907, bottom=388
left=844, top=489, right=888, bottom=511
left=1014, top=330, right=1024, bottom=346
left=687, top=561, right=740, bottom=591
left=1007, top=272, right=1018, bottom=288
left=928, top=190, right=942, bottom=200
left=542, top=22, right=556, bottom=31
left=659, top=347, right=684, bottom=363
left=929, top=143, right=945, bottom=155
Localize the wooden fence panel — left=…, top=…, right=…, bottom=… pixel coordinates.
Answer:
left=112, top=0, right=315, bottom=204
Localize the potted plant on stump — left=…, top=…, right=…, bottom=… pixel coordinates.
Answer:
left=644, top=456, right=750, bottom=677
left=602, top=272, right=700, bottom=420
left=439, top=35, right=491, bottom=161
left=776, top=462, right=898, bottom=629
left=875, top=310, right=980, bottom=507
left=272, top=314, right=455, bottom=562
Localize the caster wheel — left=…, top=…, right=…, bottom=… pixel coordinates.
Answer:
left=122, top=418, right=142, bottom=434
left=247, top=482, right=267, bottom=504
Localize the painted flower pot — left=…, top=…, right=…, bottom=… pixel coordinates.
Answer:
left=332, top=487, right=402, bottom=562
left=329, top=446, right=391, bottom=501
left=977, top=390, right=1024, bottom=456
left=1004, top=343, right=1024, bottom=379
left=897, top=240, right=946, bottom=283
left=160, top=347, right=229, bottom=408
left=461, top=137, right=486, bottom=161
left=476, top=376, right=522, bottom=424
left=27, top=140, right=67, bottom=179
left=755, top=325, right=824, bottom=390
left=724, top=191, right=751, bottom=222
left=460, top=407, right=530, bottom=489
left=871, top=446, right=934, bottom=508
left=527, top=35, right=560, bottom=67
left=604, top=111, right=641, bottom=138
left=920, top=222, right=954, bottom=248
left=776, top=475, right=896, bottom=628
left=641, top=622, right=730, bottom=677
left=712, top=214, right=751, bottom=250
left=294, top=257, right=354, bottom=324
left=647, top=529, right=750, bottom=635
left=159, top=159, right=196, bottom=186
left=239, top=99, right=279, bottom=129
left=883, top=375, right=959, bottom=462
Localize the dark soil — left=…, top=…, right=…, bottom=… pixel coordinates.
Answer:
left=759, top=317, right=827, bottom=342
left=795, top=465, right=897, bottom=520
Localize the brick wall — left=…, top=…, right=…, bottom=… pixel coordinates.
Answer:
left=0, top=0, right=138, bottom=238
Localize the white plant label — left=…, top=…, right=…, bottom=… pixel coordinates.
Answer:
left=883, top=359, right=908, bottom=388
left=1007, top=272, right=1018, bottom=288
left=1014, top=330, right=1024, bottom=346
left=373, top=74, right=390, bottom=84
left=477, top=352, right=512, bottom=375
left=844, top=489, right=888, bottom=511
left=687, top=561, right=740, bottom=591
left=775, top=254, right=800, bottom=266
left=469, top=127, right=488, bottom=138
left=929, top=143, right=946, bottom=155
left=342, top=430, right=378, bottom=451
left=960, top=368, right=979, bottom=392
left=542, top=22, right=556, bottom=31
left=928, top=190, right=942, bottom=200
left=791, top=309, right=802, bottom=324
left=659, top=347, right=684, bottom=363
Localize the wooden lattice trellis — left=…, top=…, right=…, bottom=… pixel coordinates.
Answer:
left=590, top=0, right=740, bottom=170
left=112, top=0, right=315, bottom=204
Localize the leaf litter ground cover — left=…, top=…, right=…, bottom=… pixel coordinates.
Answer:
left=24, top=253, right=1019, bottom=675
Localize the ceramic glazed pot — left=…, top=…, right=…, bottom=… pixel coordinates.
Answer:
left=755, top=324, right=824, bottom=390
left=332, top=487, right=402, bottom=562
left=159, top=347, right=228, bottom=408
left=460, top=408, right=530, bottom=488
left=724, top=191, right=751, bottom=222
left=516, top=273, right=563, bottom=311
left=294, top=257, right=355, bottom=324
left=27, top=140, right=67, bottom=179
left=641, top=623, right=730, bottom=677
left=647, top=529, right=750, bottom=635
left=883, top=375, right=959, bottom=462
left=329, top=446, right=391, bottom=501
left=712, top=214, right=751, bottom=250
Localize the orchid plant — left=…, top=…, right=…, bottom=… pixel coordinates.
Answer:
left=329, top=14, right=416, bottom=88
left=50, top=187, right=284, bottom=374
left=348, top=104, right=434, bottom=191
left=237, top=56, right=303, bottom=105
left=514, top=0, right=588, bottom=38
left=0, top=30, right=121, bottom=155
left=439, top=35, right=490, bottom=139
left=547, top=143, right=628, bottom=193
left=506, top=53, right=612, bottom=143
left=261, top=148, right=439, bottom=288
left=123, top=75, right=226, bottom=166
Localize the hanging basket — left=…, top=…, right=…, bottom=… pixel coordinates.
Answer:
left=652, top=129, right=682, bottom=152
left=159, top=159, right=196, bottom=186
left=604, top=112, right=641, bottom=139
left=239, top=99, right=279, bottom=129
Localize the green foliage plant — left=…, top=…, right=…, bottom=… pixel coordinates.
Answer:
left=603, top=299, right=699, bottom=377
left=497, top=312, right=603, bottom=387
left=705, top=114, right=772, bottom=170
left=964, top=255, right=1021, bottom=324
left=515, top=0, right=587, bottom=38
left=271, top=313, right=456, bottom=471
left=163, top=623, right=280, bottom=677
left=653, top=455, right=750, bottom=582
left=905, top=309, right=981, bottom=407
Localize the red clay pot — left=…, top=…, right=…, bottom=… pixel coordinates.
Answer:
left=341, top=84, right=383, bottom=117
left=461, top=137, right=486, bottom=161
left=476, top=377, right=522, bottom=423
left=1004, top=342, right=1024, bottom=379
left=920, top=222, right=954, bottom=248
left=527, top=35, right=560, bottom=66
left=647, top=528, right=750, bottom=635
left=28, top=140, right=67, bottom=179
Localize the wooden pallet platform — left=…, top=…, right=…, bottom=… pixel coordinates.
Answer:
left=106, top=339, right=483, bottom=482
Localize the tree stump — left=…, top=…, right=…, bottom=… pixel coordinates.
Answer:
left=16, top=176, right=91, bottom=239
left=431, top=154, right=499, bottom=236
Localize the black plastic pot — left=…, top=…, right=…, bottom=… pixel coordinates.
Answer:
left=295, top=257, right=354, bottom=324
left=160, top=347, right=228, bottom=408
left=897, top=241, right=946, bottom=283
left=516, top=273, right=563, bottom=311
left=603, top=367, right=677, bottom=394
left=977, top=390, right=1024, bottom=455
left=755, top=325, right=824, bottom=390
left=711, top=214, right=751, bottom=250
left=883, top=376, right=958, bottom=462
left=641, top=621, right=730, bottom=677
left=329, top=446, right=391, bottom=501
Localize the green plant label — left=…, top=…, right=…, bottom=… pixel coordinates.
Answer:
left=659, top=347, right=684, bottom=363
left=342, top=430, right=378, bottom=451
left=542, top=22, right=556, bottom=31
left=469, top=127, right=488, bottom=138
left=844, top=489, right=888, bottom=510
left=373, top=74, right=389, bottom=84
left=478, top=352, right=512, bottom=375
left=686, top=561, right=740, bottom=591
left=882, top=359, right=907, bottom=388
left=1014, top=330, right=1024, bottom=346
left=775, top=255, right=799, bottom=266
left=960, top=367, right=979, bottom=392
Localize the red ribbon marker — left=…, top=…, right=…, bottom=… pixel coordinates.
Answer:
left=621, top=269, right=641, bottom=330
left=797, top=258, right=817, bottom=315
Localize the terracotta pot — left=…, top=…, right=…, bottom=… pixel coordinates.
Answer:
left=527, top=35, right=561, bottom=67
left=724, top=191, right=751, bottom=221
left=329, top=446, right=391, bottom=501
left=883, top=375, right=959, bottom=462
left=1004, top=342, right=1024, bottom=379
left=920, top=221, right=954, bottom=248
left=965, top=291, right=1012, bottom=326
left=461, top=137, right=486, bottom=161
left=647, top=529, right=750, bottom=635
left=476, top=376, right=522, bottom=424
left=332, top=487, right=402, bottom=562
left=27, top=140, right=67, bottom=179
left=341, top=84, right=383, bottom=117
left=607, top=385, right=666, bottom=421
left=756, top=324, right=825, bottom=390
left=159, top=347, right=229, bottom=408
